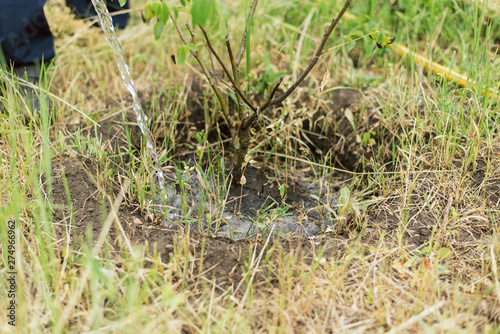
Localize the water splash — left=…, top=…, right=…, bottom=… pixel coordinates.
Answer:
left=91, top=0, right=178, bottom=223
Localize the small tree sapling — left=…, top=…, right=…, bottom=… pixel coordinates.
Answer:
left=142, top=0, right=383, bottom=185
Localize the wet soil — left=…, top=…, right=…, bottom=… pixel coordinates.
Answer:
left=50, top=84, right=364, bottom=287
left=50, top=150, right=497, bottom=289
left=51, top=82, right=496, bottom=289
left=163, top=163, right=339, bottom=240
left=51, top=155, right=345, bottom=288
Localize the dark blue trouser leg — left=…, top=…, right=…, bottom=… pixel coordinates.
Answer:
left=66, top=0, right=130, bottom=29
left=0, top=0, right=130, bottom=67
left=0, top=0, right=55, bottom=67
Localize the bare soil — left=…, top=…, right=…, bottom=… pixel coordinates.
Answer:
left=51, top=83, right=496, bottom=290
left=51, top=156, right=347, bottom=289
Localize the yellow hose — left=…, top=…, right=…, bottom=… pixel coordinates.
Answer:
left=343, top=12, right=498, bottom=99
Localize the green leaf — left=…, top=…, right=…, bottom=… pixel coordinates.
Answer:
left=191, top=0, right=213, bottom=27
left=337, top=186, right=352, bottom=217
left=157, top=3, right=170, bottom=23
left=196, top=149, right=204, bottom=160
left=187, top=43, right=198, bottom=52
left=437, top=247, right=453, bottom=260
left=180, top=0, right=186, bottom=6
left=118, top=0, right=127, bottom=7
left=347, top=41, right=356, bottom=51
left=153, top=21, right=165, bottom=40
left=257, top=54, right=285, bottom=91
left=144, top=3, right=156, bottom=21
left=348, top=29, right=364, bottom=38
left=338, top=187, right=351, bottom=205
left=369, top=29, right=379, bottom=39
left=177, top=45, right=188, bottom=65
left=360, top=132, right=369, bottom=146
left=344, top=30, right=364, bottom=51
left=363, top=33, right=375, bottom=55
left=171, top=6, right=179, bottom=20
left=144, top=2, right=169, bottom=27
left=195, top=130, right=207, bottom=144
left=420, top=246, right=431, bottom=255
left=368, top=29, right=395, bottom=49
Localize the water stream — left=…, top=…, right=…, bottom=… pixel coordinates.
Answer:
left=89, top=0, right=340, bottom=239
left=90, top=0, right=178, bottom=222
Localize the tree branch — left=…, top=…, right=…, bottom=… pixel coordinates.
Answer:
left=199, top=26, right=256, bottom=112
left=226, top=35, right=245, bottom=120
left=262, top=0, right=352, bottom=111
left=169, top=14, right=233, bottom=129
left=226, top=35, right=235, bottom=65
left=169, top=14, right=191, bottom=51
left=259, top=75, right=284, bottom=111
left=235, top=0, right=259, bottom=65
left=207, top=48, right=220, bottom=87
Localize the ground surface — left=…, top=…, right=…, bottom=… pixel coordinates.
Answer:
left=51, top=86, right=361, bottom=286
left=50, top=84, right=497, bottom=302
left=2, top=0, right=500, bottom=332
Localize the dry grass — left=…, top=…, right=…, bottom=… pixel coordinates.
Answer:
left=1, top=0, right=500, bottom=333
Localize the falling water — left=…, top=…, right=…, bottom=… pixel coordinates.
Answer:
left=89, top=0, right=342, bottom=239
left=91, top=0, right=178, bottom=223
